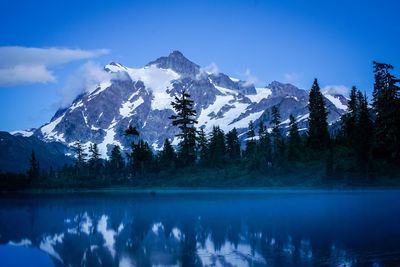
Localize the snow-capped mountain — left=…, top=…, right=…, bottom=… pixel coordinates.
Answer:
left=30, top=51, right=347, bottom=157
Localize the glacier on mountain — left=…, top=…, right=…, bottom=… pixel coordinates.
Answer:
left=23, top=51, right=347, bottom=158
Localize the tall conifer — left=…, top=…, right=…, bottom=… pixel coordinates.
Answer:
left=159, top=139, right=176, bottom=170
left=308, top=79, right=330, bottom=150
left=169, top=89, right=198, bottom=166
left=226, top=128, right=241, bottom=162
left=287, top=114, right=301, bottom=160
left=372, top=61, right=400, bottom=159
left=245, top=120, right=256, bottom=158
left=208, top=126, right=225, bottom=167
left=271, top=106, right=284, bottom=165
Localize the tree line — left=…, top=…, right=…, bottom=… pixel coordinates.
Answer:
left=1, top=61, right=399, bottom=189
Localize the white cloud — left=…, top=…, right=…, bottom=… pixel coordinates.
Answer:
left=0, top=65, right=56, bottom=86
left=58, top=61, right=111, bottom=107
left=204, top=62, right=219, bottom=75
left=322, top=85, right=349, bottom=96
left=0, top=46, right=108, bottom=86
left=284, top=73, right=301, bottom=82
left=196, top=62, right=219, bottom=80
left=242, top=68, right=258, bottom=86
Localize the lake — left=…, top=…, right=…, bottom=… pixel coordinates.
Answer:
left=0, top=191, right=399, bottom=266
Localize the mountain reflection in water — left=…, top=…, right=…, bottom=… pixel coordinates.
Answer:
left=0, top=192, right=400, bottom=266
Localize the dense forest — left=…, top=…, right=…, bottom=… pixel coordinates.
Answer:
left=1, top=61, right=400, bottom=190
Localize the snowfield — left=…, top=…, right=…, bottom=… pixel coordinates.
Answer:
left=23, top=52, right=347, bottom=158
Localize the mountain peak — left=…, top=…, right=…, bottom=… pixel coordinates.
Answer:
left=168, top=50, right=185, bottom=58
left=267, top=81, right=304, bottom=97
left=104, top=62, right=127, bottom=72
left=146, top=50, right=200, bottom=77
left=33, top=52, right=348, bottom=158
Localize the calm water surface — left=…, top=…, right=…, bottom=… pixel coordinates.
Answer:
left=0, top=191, right=400, bottom=266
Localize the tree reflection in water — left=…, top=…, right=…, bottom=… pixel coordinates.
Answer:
left=0, top=192, right=400, bottom=266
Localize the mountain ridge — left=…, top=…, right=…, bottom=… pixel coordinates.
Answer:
left=14, top=51, right=348, bottom=158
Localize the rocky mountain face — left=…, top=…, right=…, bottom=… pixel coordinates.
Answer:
left=29, top=51, right=347, bottom=158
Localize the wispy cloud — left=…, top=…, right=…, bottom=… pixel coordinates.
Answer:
left=58, top=61, right=111, bottom=107
left=242, top=68, right=258, bottom=86
left=321, top=85, right=349, bottom=96
left=0, top=46, right=108, bottom=86
left=196, top=62, right=219, bottom=79
left=204, top=62, right=219, bottom=75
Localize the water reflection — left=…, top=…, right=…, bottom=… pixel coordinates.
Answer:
left=0, top=192, right=400, bottom=266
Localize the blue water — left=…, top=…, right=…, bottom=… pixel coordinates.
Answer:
left=0, top=191, right=400, bottom=266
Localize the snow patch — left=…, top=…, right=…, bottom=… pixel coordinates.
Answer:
left=41, top=113, right=65, bottom=135
left=88, top=80, right=112, bottom=100
left=171, top=137, right=180, bottom=146
left=325, top=94, right=348, bottom=110
left=285, top=95, right=299, bottom=101
left=10, top=130, right=33, bottom=137
left=152, top=142, right=162, bottom=151
left=107, top=64, right=180, bottom=111
left=120, top=97, right=144, bottom=117
left=98, top=119, right=123, bottom=158
left=105, top=63, right=128, bottom=72
left=280, top=118, right=290, bottom=125
left=296, top=113, right=310, bottom=121
left=129, top=65, right=179, bottom=110
left=214, top=84, right=238, bottom=96
left=229, top=111, right=265, bottom=130
left=246, top=88, right=272, bottom=103
left=40, top=113, right=66, bottom=142
left=69, top=100, right=84, bottom=112
left=197, top=89, right=250, bottom=133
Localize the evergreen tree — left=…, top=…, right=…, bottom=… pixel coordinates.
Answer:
left=125, top=125, right=140, bottom=176
left=197, top=128, right=209, bottom=164
left=49, top=167, right=55, bottom=179
left=131, top=140, right=154, bottom=176
left=88, top=143, right=102, bottom=174
left=208, top=126, right=226, bottom=167
left=109, top=145, right=125, bottom=182
left=244, top=120, right=256, bottom=158
left=226, top=128, right=241, bottom=162
left=256, top=121, right=272, bottom=169
left=72, top=140, right=86, bottom=167
left=159, top=139, right=176, bottom=170
left=27, top=150, right=40, bottom=180
left=355, top=92, right=373, bottom=178
left=270, top=106, right=284, bottom=165
left=372, top=61, right=400, bottom=159
left=258, top=121, right=266, bottom=141
left=308, top=79, right=330, bottom=150
left=287, top=114, right=301, bottom=160
left=110, top=145, right=124, bottom=168
left=169, top=89, right=198, bottom=166
left=125, top=125, right=140, bottom=137
left=341, top=86, right=358, bottom=146
left=186, top=126, right=198, bottom=165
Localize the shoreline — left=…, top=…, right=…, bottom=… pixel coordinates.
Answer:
left=2, top=186, right=400, bottom=195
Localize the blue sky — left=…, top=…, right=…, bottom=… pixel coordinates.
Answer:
left=1, top=0, right=399, bottom=131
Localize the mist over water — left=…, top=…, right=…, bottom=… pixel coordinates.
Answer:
left=0, top=191, right=399, bottom=266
